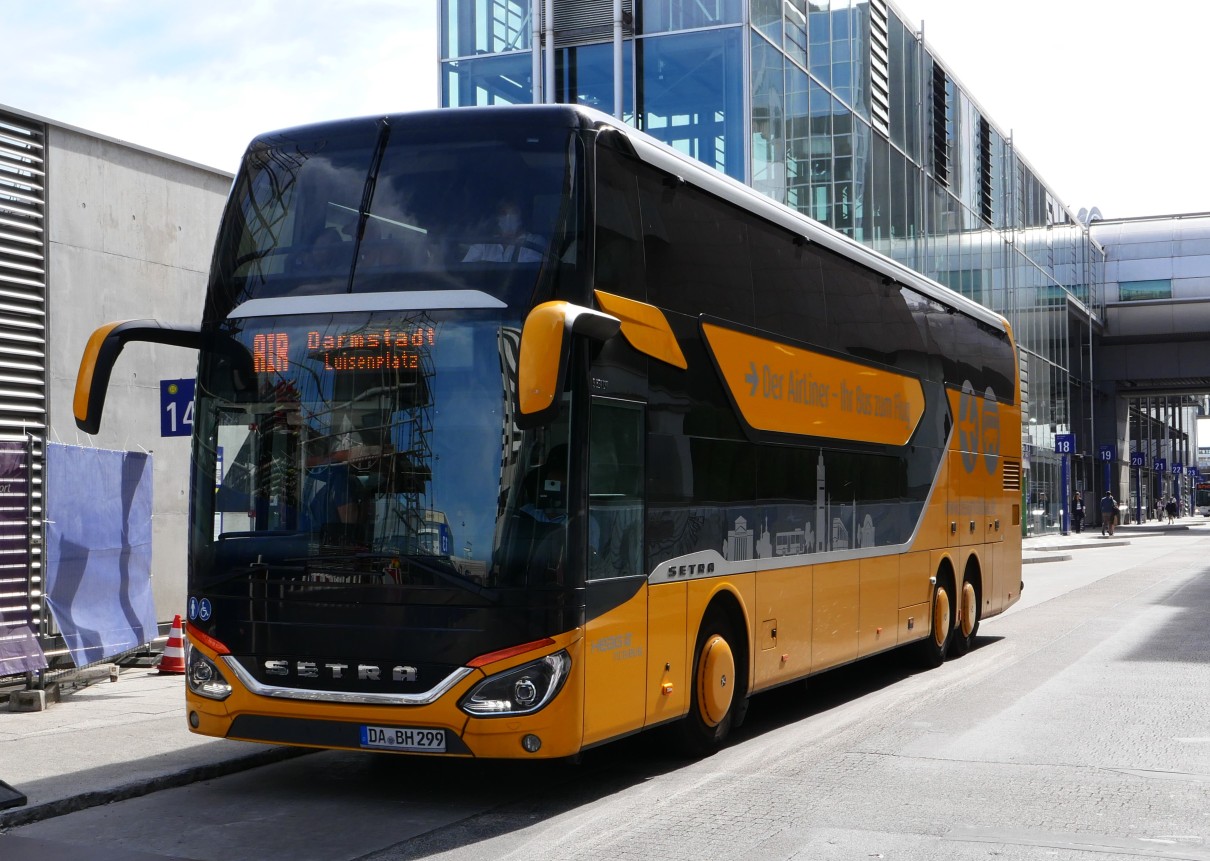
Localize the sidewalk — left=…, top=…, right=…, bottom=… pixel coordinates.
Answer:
left=1022, top=516, right=1209, bottom=563
left=2, top=518, right=1208, bottom=833
left=0, top=667, right=307, bottom=829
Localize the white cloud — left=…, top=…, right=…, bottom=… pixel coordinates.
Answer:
left=6, top=0, right=1208, bottom=217
left=1, top=0, right=439, bottom=170
left=894, top=0, right=1210, bottom=218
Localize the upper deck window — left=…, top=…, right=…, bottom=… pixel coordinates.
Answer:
left=209, top=116, right=582, bottom=320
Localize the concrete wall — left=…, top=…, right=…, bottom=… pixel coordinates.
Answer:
left=45, top=125, right=232, bottom=624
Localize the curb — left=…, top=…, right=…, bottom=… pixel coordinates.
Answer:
left=1026, top=540, right=1130, bottom=552
left=1023, top=553, right=1072, bottom=564
left=0, top=746, right=314, bottom=829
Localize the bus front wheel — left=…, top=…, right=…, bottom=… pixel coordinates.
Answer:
left=676, top=610, right=742, bottom=755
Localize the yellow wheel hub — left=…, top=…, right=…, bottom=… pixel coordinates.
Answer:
left=933, top=587, right=951, bottom=648
left=961, top=581, right=977, bottom=637
left=697, top=634, right=735, bottom=727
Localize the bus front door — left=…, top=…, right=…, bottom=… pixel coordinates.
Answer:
left=582, top=398, right=647, bottom=746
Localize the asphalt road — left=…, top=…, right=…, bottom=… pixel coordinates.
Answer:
left=8, top=531, right=1210, bottom=861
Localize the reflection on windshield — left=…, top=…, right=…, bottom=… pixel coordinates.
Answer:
left=209, top=121, right=580, bottom=316
left=194, top=311, right=570, bottom=595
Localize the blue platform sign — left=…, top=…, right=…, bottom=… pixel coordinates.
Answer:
left=1187, top=466, right=1200, bottom=478
left=1055, top=433, right=1075, bottom=454
left=1098, top=444, right=1115, bottom=462
left=1154, top=458, right=1167, bottom=473
left=1172, top=462, right=1183, bottom=476
left=1130, top=451, right=1146, bottom=468
left=160, top=379, right=195, bottom=437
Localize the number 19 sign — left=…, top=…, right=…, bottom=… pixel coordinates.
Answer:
left=160, top=378, right=195, bottom=437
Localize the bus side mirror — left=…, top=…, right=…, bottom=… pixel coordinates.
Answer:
left=74, top=320, right=207, bottom=434
left=516, top=301, right=620, bottom=426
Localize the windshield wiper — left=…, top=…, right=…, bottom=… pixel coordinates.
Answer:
left=346, top=116, right=392, bottom=293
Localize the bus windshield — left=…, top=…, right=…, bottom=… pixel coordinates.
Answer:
left=1196, top=484, right=1210, bottom=516
left=192, top=308, right=570, bottom=595
left=190, top=110, right=587, bottom=603
left=206, top=114, right=583, bottom=319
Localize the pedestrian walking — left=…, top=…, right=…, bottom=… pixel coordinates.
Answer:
left=1100, top=490, right=1117, bottom=536
left=1165, top=496, right=1178, bottom=524
left=1071, top=491, right=1085, bottom=533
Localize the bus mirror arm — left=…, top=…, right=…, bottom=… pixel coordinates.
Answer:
left=566, top=305, right=621, bottom=342
left=74, top=320, right=207, bottom=434
left=516, top=302, right=620, bottom=426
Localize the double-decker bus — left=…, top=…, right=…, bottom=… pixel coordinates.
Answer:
left=74, top=105, right=1022, bottom=759
left=1196, top=482, right=1210, bottom=517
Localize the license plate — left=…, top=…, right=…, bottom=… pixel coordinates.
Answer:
left=360, top=725, right=446, bottom=752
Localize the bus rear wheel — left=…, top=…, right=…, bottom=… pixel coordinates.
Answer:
left=676, top=610, right=741, bottom=756
left=917, top=579, right=953, bottom=668
left=951, top=579, right=980, bottom=656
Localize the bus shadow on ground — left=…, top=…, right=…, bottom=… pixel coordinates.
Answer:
left=360, top=635, right=1005, bottom=859
left=734, top=633, right=1005, bottom=739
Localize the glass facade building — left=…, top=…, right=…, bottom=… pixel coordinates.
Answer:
left=1089, top=215, right=1210, bottom=520
left=439, top=0, right=1106, bottom=533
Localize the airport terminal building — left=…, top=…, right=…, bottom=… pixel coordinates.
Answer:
left=439, top=0, right=1206, bottom=530
left=3, top=1, right=1208, bottom=679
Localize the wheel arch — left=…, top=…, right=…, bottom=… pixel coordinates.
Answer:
left=933, top=556, right=957, bottom=637
left=962, top=552, right=984, bottom=611
left=934, top=555, right=957, bottom=600
left=696, top=585, right=751, bottom=698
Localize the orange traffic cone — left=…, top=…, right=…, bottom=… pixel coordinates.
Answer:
left=157, top=614, right=186, bottom=674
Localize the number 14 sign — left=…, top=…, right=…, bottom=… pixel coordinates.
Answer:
left=160, top=378, right=195, bottom=437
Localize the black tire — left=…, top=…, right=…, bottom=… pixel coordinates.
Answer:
left=917, top=579, right=953, bottom=668
left=950, top=578, right=980, bottom=657
left=675, top=609, right=742, bottom=756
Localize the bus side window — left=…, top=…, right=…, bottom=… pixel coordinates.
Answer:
left=594, top=146, right=646, bottom=300
left=636, top=166, right=754, bottom=325
left=749, top=219, right=830, bottom=349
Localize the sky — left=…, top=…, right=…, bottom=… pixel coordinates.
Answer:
left=2, top=1, right=1207, bottom=219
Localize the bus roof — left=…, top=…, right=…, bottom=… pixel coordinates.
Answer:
left=568, top=105, right=1009, bottom=334
left=245, top=104, right=1008, bottom=335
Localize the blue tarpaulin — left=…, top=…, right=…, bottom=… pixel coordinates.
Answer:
left=0, top=439, right=45, bottom=675
left=0, top=613, right=45, bottom=676
left=45, top=444, right=157, bottom=667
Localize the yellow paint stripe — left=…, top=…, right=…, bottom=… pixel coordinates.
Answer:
left=702, top=323, right=925, bottom=446
left=593, top=290, right=687, bottom=369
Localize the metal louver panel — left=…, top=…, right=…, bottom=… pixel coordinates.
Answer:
left=1003, top=459, right=1022, bottom=492
left=977, top=115, right=994, bottom=225
left=552, top=0, right=633, bottom=46
left=868, top=0, right=891, bottom=137
left=0, top=110, right=46, bottom=659
left=930, top=60, right=950, bottom=186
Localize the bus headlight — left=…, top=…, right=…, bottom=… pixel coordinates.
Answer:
left=459, top=651, right=570, bottom=717
left=187, top=643, right=233, bottom=701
